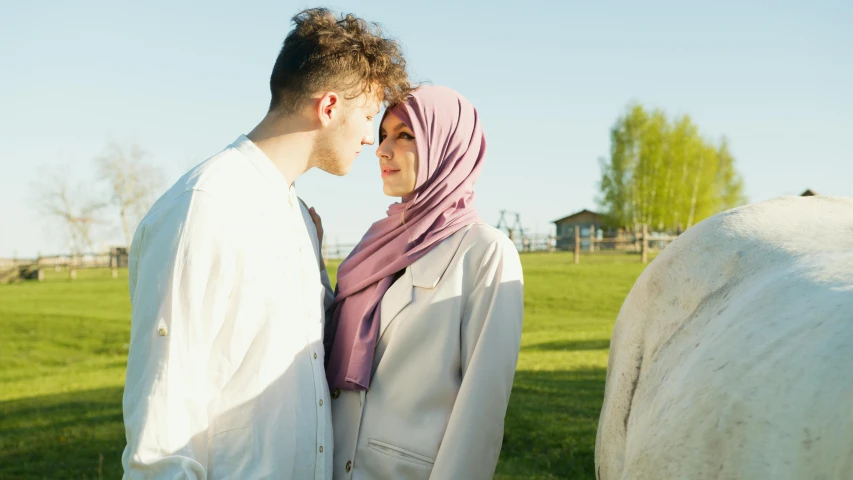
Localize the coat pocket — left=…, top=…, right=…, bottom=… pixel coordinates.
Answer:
left=367, top=438, right=435, bottom=468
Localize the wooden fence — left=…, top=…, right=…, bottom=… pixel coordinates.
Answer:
left=562, top=224, right=678, bottom=264
left=1, top=224, right=678, bottom=283
left=509, top=224, right=678, bottom=264
left=0, top=250, right=128, bottom=283
left=322, top=243, right=357, bottom=262
left=320, top=224, right=678, bottom=265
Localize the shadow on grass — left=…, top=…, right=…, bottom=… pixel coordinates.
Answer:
left=523, top=339, right=610, bottom=352
left=496, top=368, right=606, bottom=480
left=0, top=369, right=608, bottom=479
left=0, top=387, right=125, bottom=479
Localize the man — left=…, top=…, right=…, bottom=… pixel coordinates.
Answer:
left=121, top=8, right=411, bottom=479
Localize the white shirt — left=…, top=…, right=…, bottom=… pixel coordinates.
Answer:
left=122, top=135, right=334, bottom=479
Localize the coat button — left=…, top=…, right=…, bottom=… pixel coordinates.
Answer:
left=158, top=327, right=167, bottom=336
left=346, top=460, right=352, bottom=472
left=313, top=352, right=318, bottom=359
left=319, top=446, right=324, bottom=453
left=331, top=389, right=340, bottom=399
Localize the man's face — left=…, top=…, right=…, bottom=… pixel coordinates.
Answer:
left=312, top=91, right=382, bottom=176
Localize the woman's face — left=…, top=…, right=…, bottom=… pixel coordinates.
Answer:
left=376, top=111, right=419, bottom=198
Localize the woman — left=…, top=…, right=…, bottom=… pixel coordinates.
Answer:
left=324, top=85, right=524, bottom=479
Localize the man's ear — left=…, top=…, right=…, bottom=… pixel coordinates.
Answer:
left=316, top=92, right=341, bottom=127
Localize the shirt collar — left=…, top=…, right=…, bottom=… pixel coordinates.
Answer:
left=232, top=134, right=296, bottom=204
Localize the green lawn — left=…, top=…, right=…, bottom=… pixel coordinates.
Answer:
left=0, top=253, right=649, bottom=479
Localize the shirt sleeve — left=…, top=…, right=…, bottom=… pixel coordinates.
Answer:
left=430, top=238, right=525, bottom=479
left=122, top=190, right=236, bottom=479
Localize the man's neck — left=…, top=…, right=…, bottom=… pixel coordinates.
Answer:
left=246, top=112, right=315, bottom=188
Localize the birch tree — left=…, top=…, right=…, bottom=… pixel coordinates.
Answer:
left=598, top=103, right=747, bottom=231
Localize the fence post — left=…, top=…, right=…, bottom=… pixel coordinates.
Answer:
left=589, top=225, right=596, bottom=252
left=574, top=225, right=580, bottom=264
left=641, top=224, right=649, bottom=264
left=110, top=251, right=118, bottom=279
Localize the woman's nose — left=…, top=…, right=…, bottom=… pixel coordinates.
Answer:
left=376, top=142, right=391, bottom=159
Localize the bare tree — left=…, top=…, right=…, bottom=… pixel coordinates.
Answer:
left=34, top=165, right=105, bottom=256
left=95, top=141, right=165, bottom=249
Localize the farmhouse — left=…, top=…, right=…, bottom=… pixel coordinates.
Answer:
left=550, top=209, right=632, bottom=251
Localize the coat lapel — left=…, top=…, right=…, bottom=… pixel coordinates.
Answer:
left=410, top=224, right=474, bottom=288
left=378, top=267, right=413, bottom=340
left=377, top=225, right=476, bottom=341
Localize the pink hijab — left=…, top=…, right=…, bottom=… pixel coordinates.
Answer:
left=324, top=85, right=486, bottom=391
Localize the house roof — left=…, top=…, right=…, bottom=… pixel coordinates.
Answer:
left=552, top=209, right=602, bottom=224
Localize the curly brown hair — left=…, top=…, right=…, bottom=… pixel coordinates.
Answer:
left=268, top=8, right=411, bottom=115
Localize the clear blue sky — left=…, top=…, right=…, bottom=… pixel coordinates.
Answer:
left=2, top=0, right=851, bottom=257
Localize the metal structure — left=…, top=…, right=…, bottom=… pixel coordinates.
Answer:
left=496, top=210, right=528, bottom=246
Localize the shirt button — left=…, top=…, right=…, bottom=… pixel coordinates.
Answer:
left=346, top=460, right=352, bottom=472
left=313, top=352, right=317, bottom=359
left=332, top=389, right=340, bottom=399
left=319, top=446, right=324, bottom=453
left=319, top=399, right=324, bottom=406
left=158, top=327, right=167, bottom=336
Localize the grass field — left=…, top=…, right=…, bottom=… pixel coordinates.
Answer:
left=0, top=252, right=649, bottom=479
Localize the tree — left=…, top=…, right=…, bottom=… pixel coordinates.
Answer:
left=95, top=141, right=165, bottom=249
left=714, top=137, right=748, bottom=212
left=598, top=104, right=649, bottom=230
left=598, top=103, right=747, bottom=231
left=34, top=166, right=105, bottom=256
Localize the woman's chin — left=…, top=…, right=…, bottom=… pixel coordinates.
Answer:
left=383, top=186, right=414, bottom=198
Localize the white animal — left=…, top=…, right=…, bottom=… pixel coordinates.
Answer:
left=595, top=196, right=853, bottom=480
